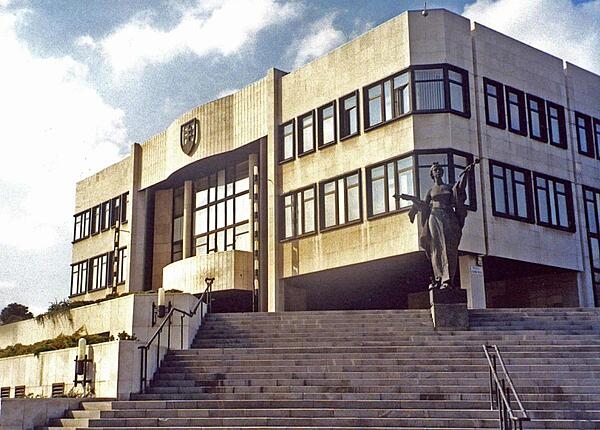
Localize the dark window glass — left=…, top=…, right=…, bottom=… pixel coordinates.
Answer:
left=594, top=118, right=600, bottom=160
left=575, top=112, right=594, bottom=158
left=489, top=161, right=533, bottom=222
left=484, top=78, right=505, bottom=128
left=320, top=171, right=362, bottom=230
left=110, top=196, right=121, bottom=227
left=298, top=111, right=315, bottom=155
left=533, top=173, right=574, bottom=231
left=584, top=186, right=600, bottom=306
left=279, top=120, right=295, bottom=162
left=318, top=102, right=336, bottom=148
left=505, top=86, right=527, bottom=135
left=367, top=155, right=414, bottom=217
left=339, top=91, right=359, bottom=139
left=281, top=185, right=317, bottom=240
left=526, top=94, right=547, bottom=142
left=101, top=201, right=110, bottom=231
left=121, top=193, right=129, bottom=223
left=172, top=186, right=184, bottom=262
left=547, top=102, right=567, bottom=148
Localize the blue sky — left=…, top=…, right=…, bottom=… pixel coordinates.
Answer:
left=0, top=0, right=599, bottom=315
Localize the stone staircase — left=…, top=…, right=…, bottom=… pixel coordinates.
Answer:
left=41, top=308, right=600, bottom=429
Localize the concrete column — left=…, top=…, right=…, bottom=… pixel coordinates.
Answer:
left=128, top=143, right=147, bottom=292
left=183, top=180, right=193, bottom=259
left=459, top=254, right=486, bottom=309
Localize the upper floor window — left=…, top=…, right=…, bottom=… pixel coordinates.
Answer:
left=279, top=120, right=295, bottom=162
left=73, top=210, right=90, bottom=242
left=526, top=94, right=547, bottom=142
left=339, top=91, right=359, bottom=139
left=320, top=171, right=362, bottom=230
left=101, top=201, right=111, bottom=231
left=193, top=161, right=251, bottom=255
left=489, top=161, right=533, bottom=222
left=90, top=253, right=109, bottom=291
left=575, top=112, right=594, bottom=158
left=533, top=173, right=574, bottom=231
left=298, top=111, right=315, bottom=156
left=317, top=102, right=336, bottom=148
left=116, top=247, right=127, bottom=285
left=505, top=86, right=527, bottom=136
left=367, top=155, right=414, bottom=217
left=483, top=78, right=505, bottom=129
left=414, top=68, right=445, bottom=111
left=594, top=119, right=600, bottom=159
left=583, top=186, right=600, bottom=306
left=172, top=186, right=184, bottom=262
left=70, top=261, right=88, bottom=296
left=547, top=102, right=568, bottom=149
left=281, top=186, right=316, bottom=240
left=91, top=205, right=101, bottom=235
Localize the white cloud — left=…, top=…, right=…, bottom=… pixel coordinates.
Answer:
left=75, top=34, right=96, bottom=50
left=0, top=280, right=16, bottom=291
left=292, top=14, right=347, bottom=68
left=463, top=0, right=600, bottom=75
left=98, top=0, right=300, bottom=75
left=0, top=8, right=127, bottom=251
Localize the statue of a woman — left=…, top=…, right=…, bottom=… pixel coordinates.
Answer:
left=401, top=160, right=478, bottom=289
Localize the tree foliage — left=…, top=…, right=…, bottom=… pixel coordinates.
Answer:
left=0, top=302, right=34, bottom=325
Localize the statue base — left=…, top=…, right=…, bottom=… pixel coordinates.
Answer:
left=429, top=288, right=469, bottom=330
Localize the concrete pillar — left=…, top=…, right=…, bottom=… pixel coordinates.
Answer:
left=183, top=180, right=193, bottom=259
left=459, top=254, right=486, bottom=309
left=129, top=143, right=148, bottom=292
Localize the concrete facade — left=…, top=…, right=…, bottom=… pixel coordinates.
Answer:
left=68, top=9, right=600, bottom=312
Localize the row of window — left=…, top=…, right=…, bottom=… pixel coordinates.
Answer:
left=1, top=386, right=25, bottom=398
left=483, top=78, right=568, bottom=148
left=281, top=149, right=475, bottom=240
left=279, top=64, right=471, bottom=163
left=171, top=161, right=252, bottom=262
left=73, top=193, right=129, bottom=242
left=575, top=112, right=600, bottom=159
left=583, top=186, right=600, bottom=306
left=490, top=161, right=575, bottom=231
left=70, top=248, right=127, bottom=297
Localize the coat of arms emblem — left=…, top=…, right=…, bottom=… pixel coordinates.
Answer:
left=180, top=118, right=199, bottom=155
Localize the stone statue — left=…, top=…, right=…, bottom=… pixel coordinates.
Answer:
left=400, top=159, right=479, bottom=290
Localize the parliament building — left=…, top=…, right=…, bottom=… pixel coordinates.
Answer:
left=69, top=8, right=600, bottom=312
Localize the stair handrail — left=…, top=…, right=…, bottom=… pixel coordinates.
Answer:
left=483, top=344, right=530, bottom=430
left=138, top=278, right=214, bottom=394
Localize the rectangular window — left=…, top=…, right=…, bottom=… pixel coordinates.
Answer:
left=14, top=386, right=25, bottom=399
left=483, top=78, right=505, bottom=128
left=172, top=186, right=184, bottom=262
left=366, top=83, right=384, bottom=127
left=547, top=102, right=568, bottom=149
left=339, top=91, right=359, bottom=139
left=297, top=112, right=315, bottom=156
left=91, top=205, right=101, bottom=235
left=110, top=196, right=121, bottom=227
left=317, top=102, right=336, bottom=148
left=393, top=72, right=411, bottom=117
left=533, top=173, right=574, bottom=231
left=575, top=112, right=594, bottom=158
left=90, top=253, right=109, bottom=291
left=367, top=155, right=414, bottom=217
left=320, top=171, right=362, bottom=230
left=120, top=192, right=129, bottom=223
left=505, top=86, right=527, bottom=135
left=584, top=187, right=600, bottom=306
left=279, top=120, right=295, bottom=162
left=489, top=161, right=533, bottom=222
left=73, top=210, right=90, bottom=242
left=526, top=94, right=547, bottom=142
left=447, top=67, right=469, bottom=115
left=0, top=387, right=9, bottom=398
left=281, top=186, right=317, bottom=240
left=414, top=68, right=445, bottom=111
left=594, top=118, right=600, bottom=160
left=101, top=201, right=110, bottom=231
left=70, top=260, right=88, bottom=296
left=117, top=247, right=127, bottom=284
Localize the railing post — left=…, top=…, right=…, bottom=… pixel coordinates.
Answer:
left=180, top=314, right=185, bottom=349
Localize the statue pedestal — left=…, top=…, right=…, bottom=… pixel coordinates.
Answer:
left=429, top=288, right=469, bottom=330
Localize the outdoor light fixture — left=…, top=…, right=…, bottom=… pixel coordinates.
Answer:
left=73, top=337, right=92, bottom=388
left=151, top=287, right=172, bottom=326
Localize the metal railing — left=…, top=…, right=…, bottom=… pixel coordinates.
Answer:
left=138, top=278, right=214, bottom=394
left=483, top=344, right=530, bottom=430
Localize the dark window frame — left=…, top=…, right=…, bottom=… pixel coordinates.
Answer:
left=583, top=186, right=600, bottom=306
left=546, top=101, right=568, bottom=149
left=489, top=160, right=534, bottom=223
left=70, top=260, right=89, bottom=297
left=297, top=111, right=316, bottom=157
left=280, top=184, right=318, bottom=241
left=532, top=172, right=575, bottom=232
left=505, top=86, right=528, bottom=136
left=279, top=119, right=296, bottom=163
left=319, top=170, right=363, bottom=232
left=575, top=112, right=595, bottom=158
left=483, top=78, right=506, bottom=129
left=366, top=153, right=415, bottom=219
left=91, top=205, right=101, bottom=235
left=89, top=252, right=111, bottom=291
left=317, top=101, right=337, bottom=148
left=73, top=210, right=91, bottom=242
left=0, top=387, right=9, bottom=398
left=526, top=94, right=548, bottom=143
left=593, top=118, right=600, bottom=160
left=339, top=90, right=360, bottom=140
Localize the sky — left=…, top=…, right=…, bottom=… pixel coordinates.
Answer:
left=0, top=0, right=598, bottom=315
